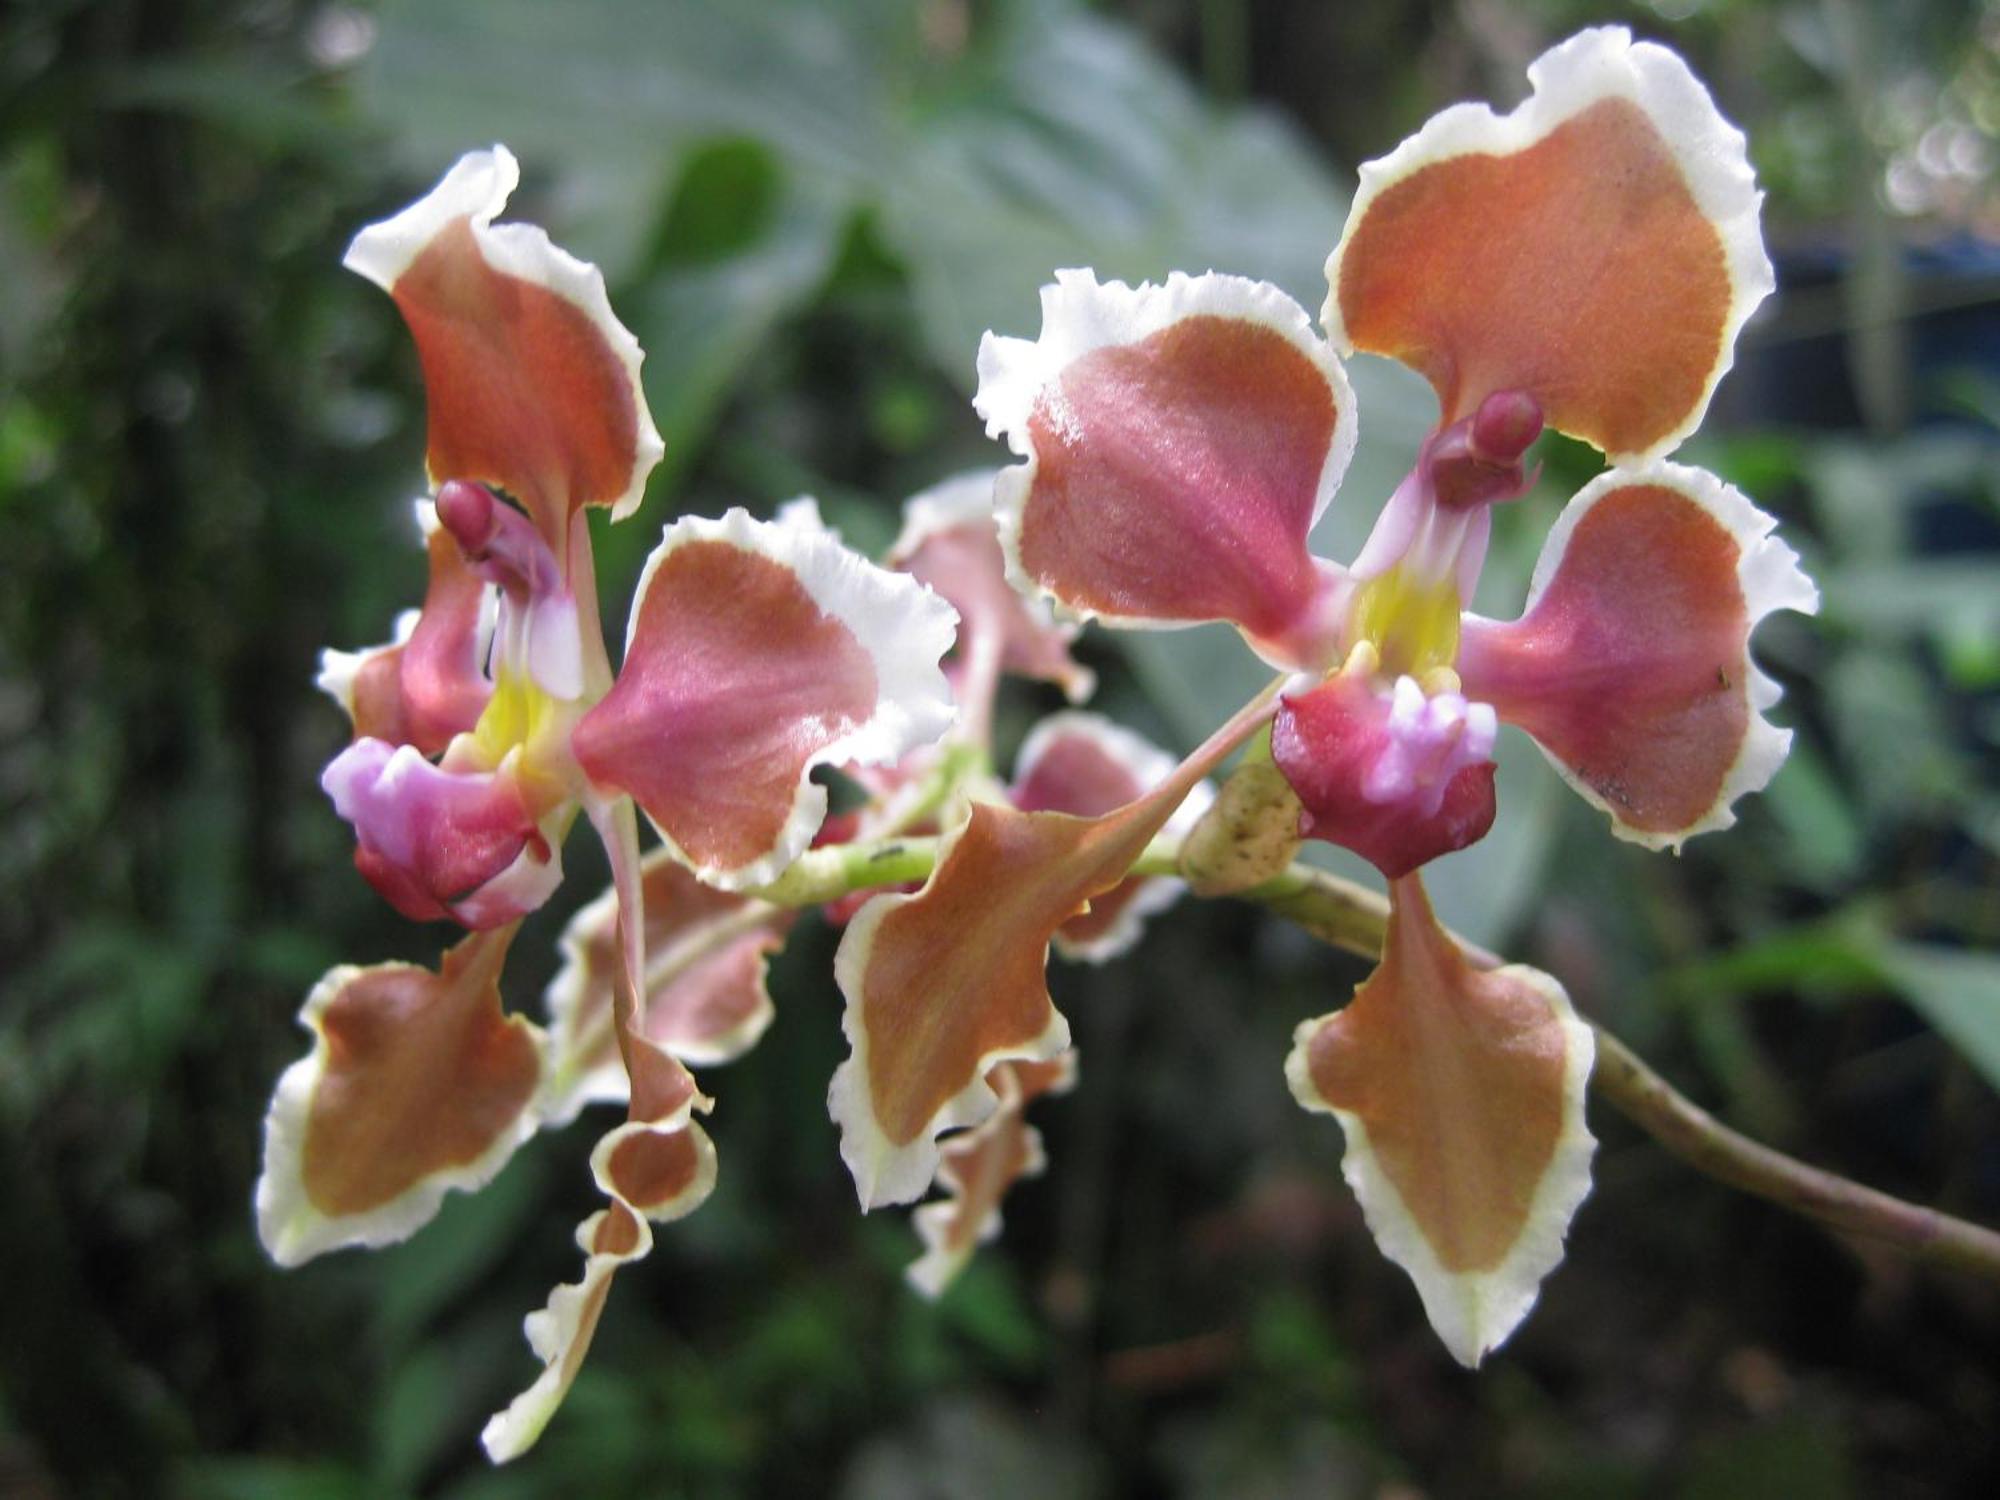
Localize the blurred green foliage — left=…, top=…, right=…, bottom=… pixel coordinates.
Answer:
left=2, top=0, right=1997, bottom=1496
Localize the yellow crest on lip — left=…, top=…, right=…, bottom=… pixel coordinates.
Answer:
left=1350, top=567, right=1462, bottom=679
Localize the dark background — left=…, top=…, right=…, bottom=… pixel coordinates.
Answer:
left=3, top=1, right=1998, bottom=1495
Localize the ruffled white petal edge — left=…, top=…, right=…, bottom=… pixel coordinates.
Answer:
left=826, top=816, right=1074, bottom=1209
left=1504, top=458, right=1819, bottom=851
left=480, top=1105, right=717, bottom=1463
left=619, top=506, right=959, bottom=892
left=1013, top=712, right=1216, bottom=963
left=1324, top=26, right=1773, bottom=464
left=539, top=863, right=779, bottom=1128
left=906, top=1053, right=1077, bottom=1299
left=254, top=962, right=547, bottom=1269
left=974, top=269, right=1359, bottom=626
left=1286, top=966, right=1596, bottom=1366
left=890, top=469, right=1095, bottom=704
left=344, top=145, right=664, bottom=521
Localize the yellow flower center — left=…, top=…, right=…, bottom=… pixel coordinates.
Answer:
left=1349, top=565, right=1462, bottom=679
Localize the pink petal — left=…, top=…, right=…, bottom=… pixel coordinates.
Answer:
left=975, top=270, right=1355, bottom=666
left=889, top=471, right=1094, bottom=705
left=572, top=508, right=955, bottom=890
left=1457, top=462, right=1817, bottom=848
left=542, top=851, right=792, bottom=1124
left=317, top=501, right=495, bottom=756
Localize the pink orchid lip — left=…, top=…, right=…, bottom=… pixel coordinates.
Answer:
left=323, top=737, right=560, bottom=927
left=1272, top=666, right=1499, bottom=879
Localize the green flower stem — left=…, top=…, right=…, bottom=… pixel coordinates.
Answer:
left=750, top=831, right=2000, bottom=1281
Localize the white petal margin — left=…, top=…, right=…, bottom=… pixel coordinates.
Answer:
left=343, top=145, right=664, bottom=521
left=1012, top=712, right=1216, bottom=964
left=1500, top=459, right=1819, bottom=851
left=973, top=269, right=1359, bottom=624
left=481, top=1107, right=718, bottom=1463
left=616, top=506, right=958, bottom=891
left=889, top=469, right=1095, bottom=705
left=1286, top=967, right=1596, bottom=1367
left=826, top=821, right=1076, bottom=1209
left=906, top=1054, right=1079, bottom=1299
left=254, top=961, right=547, bottom=1269
left=1324, top=25, right=1772, bottom=465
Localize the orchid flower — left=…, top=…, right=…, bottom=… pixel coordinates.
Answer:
left=254, top=147, right=958, bottom=1459
left=831, top=27, right=1817, bottom=1364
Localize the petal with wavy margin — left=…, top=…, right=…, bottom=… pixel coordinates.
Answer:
left=480, top=1094, right=716, bottom=1462
left=344, top=146, right=664, bottom=538
left=542, top=850, right=792, bottom=1125
left=1287, top=876, right=1594, bottom=1365
left=830, top=692, right=1265, bottom=1207
left=317, top=501, right=496, bottom=756
left=975, top=270, right=1355, bottom=664
left=256, top=926, right=542, bottom=1267
left=1326, top=26, right=1771, bottom=462
left=1456, top=462, right=1817, bottom=849
left=908, top=1054, right=1078, bottom=1297
left=1009, top=712, right=1214, bottom=963
left=889, top=470, right=1095, bottom=704
left=573, top=508, right=956, bottom=890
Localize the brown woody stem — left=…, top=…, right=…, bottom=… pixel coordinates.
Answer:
left=752, top=832, right=2000, bottom=1280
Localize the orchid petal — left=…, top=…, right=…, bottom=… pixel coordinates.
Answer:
left=572, top=507, right=956, bottom=890
left=830, top=702, right=1249, bottom=1208
left=485, top=805, right=718, bottom=1463
left=256, top=926, right=543, bottom=1267
left=345, top=146, right=664, bottom=540
left=1326, top=26, right=1772, bottom=463
left=1457, top=462, right=1818, bottom=849
left=975, top=270, right=1356, bottom=664
left=317, top=500, right=495, bottom=756
left=889, top=470, right=1094, bottom=704
left=1287, top=876, right=1595, bottom=1365
left=1008, top=712, right=1214, bottom=963
left=481, top=1093, right=716, bottom=1463
left=542, top=850, right=792, bottom=1126
left=907, top=1054, right=1077, bottom=1298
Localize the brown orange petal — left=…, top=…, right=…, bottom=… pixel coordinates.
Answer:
left=344, top=148, right=663, bottom=542
left=256, top=925, right=543, bottom=1267
left=1286, top=875, right=1594, bottom=1365
left=908, top=1054, right=1078, bottom=1297
left=1326, top=27, right=1771, bottom=462
left=830, top=687, right=1274, bottom=1206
